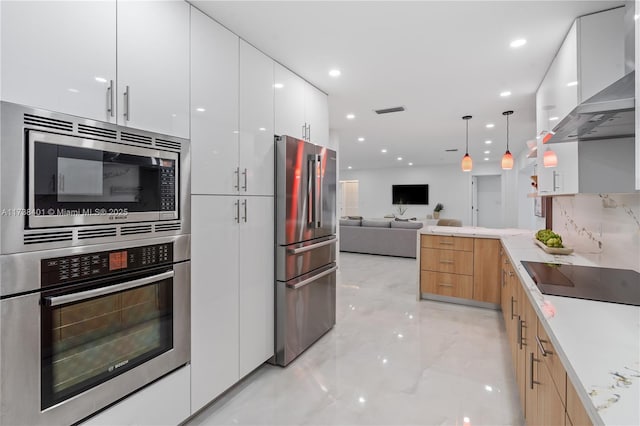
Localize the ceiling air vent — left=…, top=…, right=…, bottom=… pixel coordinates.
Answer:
left=374, top=106, right=405, bottom=115
left=445, top=148, right=459, bottom=152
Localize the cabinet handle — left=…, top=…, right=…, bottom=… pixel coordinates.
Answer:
left=234, top=200, right=240, bottom=223
left=123, top=85, right=130, bottom=121
left=517, top=316, right=522, bottom=348
left=242, top=199, right=247, bottom=223
left=107, top=80, right=114, bottom=117
left=307, top=124, right=311, bottom=141
left=439, top=260, right=454, bottom=264
left=510, top=296, right=516, bottom=320
left=501, top=269, right=506, bottom=288
left=519, top=318, right=526, bottom=350
left=234, top=167, right=240, bottom=191
left=438, top=283, right=454, bottom=288
left=535, top=335, right=552, bottom=357
left=553, top=171, right=560, bottom=191
left=439, top=241, right=454, bottom=245
left=302, top=123, right=306, bottom=140
left=242, top=168, right=247, bottom=191
left=508, top=270, right=514, bottom=277
left=530, top=352, right=541, bottom=389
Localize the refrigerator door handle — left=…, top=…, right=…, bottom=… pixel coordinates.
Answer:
left=307, top=157, right=315, bottom=225
left=286, top=265, right=338, bottom=290
left=287, top=236, right=337, bottom=254
left=316, top=154, right=322, bottom=229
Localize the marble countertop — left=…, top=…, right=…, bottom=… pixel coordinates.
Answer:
left=419, top=225, right=533, bottom=238
left=501, top=234, right=639, bottom=426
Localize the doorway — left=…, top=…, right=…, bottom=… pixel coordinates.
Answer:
left=472, top=175, right=502, bottom=228
left=339, top=180, right=359, bottom=217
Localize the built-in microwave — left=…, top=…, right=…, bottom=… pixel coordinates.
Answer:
left=0, top=102, right=190, bottom=253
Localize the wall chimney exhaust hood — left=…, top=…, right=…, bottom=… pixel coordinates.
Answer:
left=546, top=70, right=635, bottom=144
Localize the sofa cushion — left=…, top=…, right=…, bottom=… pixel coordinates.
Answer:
left=390, top=221, right=423, bottom=229
left=361, top=219, right=391, bottom=228
left=340, top=218, right=361, bottom=226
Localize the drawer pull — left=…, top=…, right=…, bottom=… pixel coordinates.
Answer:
left=438, top=283, right=454, bottom=288
left=439, top=260, right=454, bottom=264
left=530, top=352, right=541, bottom=389
left=535, top=335, right=552, bottom=357
left=439, top=241, right=454, bottom=245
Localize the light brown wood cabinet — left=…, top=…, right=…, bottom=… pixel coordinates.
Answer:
left=420, top=235, right=500, bottom=304
left=567, top=377, right=594, bottom=426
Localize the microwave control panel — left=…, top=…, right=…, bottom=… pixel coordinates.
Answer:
left=41, top=243, right=173, bottom=287
left=160, top=160, right=176, bottom=212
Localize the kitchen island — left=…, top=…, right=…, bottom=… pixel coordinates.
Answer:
left=417, top=226, right=640, bottom=426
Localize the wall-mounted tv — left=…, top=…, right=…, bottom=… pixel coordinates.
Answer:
left=392, top=184, right=429, bottom=205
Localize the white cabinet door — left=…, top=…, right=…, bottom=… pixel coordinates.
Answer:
left=305, top=84, right=329, bottom=147
left=239, top=197, right=274, bottom=377
left=117, top=0, right=189, bottom=138
left=543, top=22, right=578, bottom=129
left=274, top=63, right=305, bottom=139
left=190, top=7, right=240, bottom=195
left=191, top=195, right=240, bottom=413
left=0, top=1, right=116, bottom=121
left=239, top=41, right=275, bottom=196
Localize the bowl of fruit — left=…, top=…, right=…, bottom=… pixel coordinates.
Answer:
left=534, top=229, right=574, bottom=255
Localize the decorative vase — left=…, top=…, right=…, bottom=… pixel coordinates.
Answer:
left=433, top=211, right=440, bottom=219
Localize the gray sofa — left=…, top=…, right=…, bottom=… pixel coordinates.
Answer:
left=339, top=218, right=423, bottom=258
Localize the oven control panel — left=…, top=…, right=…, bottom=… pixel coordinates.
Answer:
left=41, top=243, right=173, bottom=287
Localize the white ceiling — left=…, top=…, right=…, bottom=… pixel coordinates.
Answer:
left=191, top=0, right=624, bottom=170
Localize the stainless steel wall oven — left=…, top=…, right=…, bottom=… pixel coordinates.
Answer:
left=0, top=235, right=190, bottom=425
left=0, top=102, right=191, bottom=254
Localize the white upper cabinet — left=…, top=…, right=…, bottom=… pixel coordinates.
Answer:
left=239, top=41, right=275, bottom=196
left=274, top=64, right=306, bottom=140
left=305, top=84, right=329, bottom=147
left=190, top=7, right=239, bottom=195
left=0, top=1, right=117, bottom=122
left=117, top=0, right=189, bottom=138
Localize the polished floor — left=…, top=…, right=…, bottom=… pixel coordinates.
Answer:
left=187, top=253, right=524, bottom=426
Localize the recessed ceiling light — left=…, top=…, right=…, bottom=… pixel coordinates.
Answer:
left=196, top=107, right=206, bottom=112
left=273, top=83, right=284, bottom=89
left=486, top=123, right=495, bottom=128
left=485, top=140, right=492, bottom=144
left=94, top=76, right=108, bottom=83
left=463, top=417, right=471, bottom=423
left=68, top=88, right=79, bottom=93
left=329, top=69, right=341, bottom=77
left=397, top=157, right=403, bottom=161
left=510, top=38, right=527, bottom=48
left=346, top=113, right=355, bottom=120
left=484, top=150, right=490, bottom=154
left=408, top=162, right=413, bottom=166
left=500, top=91, right=511, bottom=97
left=567, top=81, right=578, bottom=87
left=357, top=137, right=365, bottom=142
left=347, top=166, right=352, bottom=169
left=381, top=149, right=387, bottom=153
left=232, top=130, right=239, bottom=134
left=171, top=114, right=177, bottom=117
left=634, top=14, right=638, bottom=20
left=258, top=127, right=266, bottom=131
left=549, top=117, right=559, bottom=121
left=484, top=157, right=490, bottom=161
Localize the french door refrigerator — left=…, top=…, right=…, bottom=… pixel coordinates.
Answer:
left=275, top=135, right=337, bottom=366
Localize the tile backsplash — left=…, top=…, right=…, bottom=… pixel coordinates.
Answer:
left=552, top=193, right=640, bottom=272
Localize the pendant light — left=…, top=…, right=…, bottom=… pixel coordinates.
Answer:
left=501, top=110, right=514, bottom=170
left=461, top=115, right=473, bottom=172
left=543, top=148, right=558, bottom=167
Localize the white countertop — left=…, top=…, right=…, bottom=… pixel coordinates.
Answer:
left=501, top=234, right=639, bottom=426
left=418, top=228, right=639, bottom=424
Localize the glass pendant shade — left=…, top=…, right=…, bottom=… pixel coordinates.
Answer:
left=543, top=149, right=558, bottom=167
left=501, top=150, right=514, bottom=170
left=462, top=153, right=473, bottom=172
left=461, top=115, right=473, bottom=172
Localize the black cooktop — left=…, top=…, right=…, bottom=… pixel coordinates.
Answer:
left=521, top=261, right=640, bottom=307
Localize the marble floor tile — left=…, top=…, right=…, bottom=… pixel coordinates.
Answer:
left=187, top=253, right=524, bottom=426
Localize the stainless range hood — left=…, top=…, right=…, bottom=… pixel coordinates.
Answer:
left=546, top=70, right=635, bottom=144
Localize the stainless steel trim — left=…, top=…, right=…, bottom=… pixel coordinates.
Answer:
left=46, top=271, right=174, bottom=307
left=124, top=85, right=130, bottom=121
left=242, top=199, right=247, bottom=223
left=530, top=352, right=541, bottom=389
left=242, top=168, right=247, bottom=191
left=235, top=200, right=240, bottom=224
left=234, top=167, right=240, bottom=191
left=287, top=236, right=337, bottom=254
left=107, top=80, right=114, bottom=117
left=286, top=264, right=337, bottom=290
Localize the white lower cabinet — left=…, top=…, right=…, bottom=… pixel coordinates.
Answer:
left=81, top=366, right=190, bottom=426
left=191, top=195, right=274, bottom=413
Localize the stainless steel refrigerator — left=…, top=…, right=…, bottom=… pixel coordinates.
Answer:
left=274, top=135, right=337, bottom=366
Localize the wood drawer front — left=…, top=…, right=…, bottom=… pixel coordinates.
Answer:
left=537, top=322, right=567, bottom=408
left=421, top=235, right=473, bottom=252
left=420, top=271, right=473, bottom=299
left=421, top=248, right=473, bottom=275
left=567, top=378, right=593, bottom=426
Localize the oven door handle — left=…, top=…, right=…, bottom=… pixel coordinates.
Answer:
left=45, top=270, right=174, bottom=307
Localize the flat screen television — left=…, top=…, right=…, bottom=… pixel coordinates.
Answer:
left=392, top=184, right=429, bottom=205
